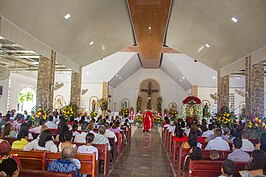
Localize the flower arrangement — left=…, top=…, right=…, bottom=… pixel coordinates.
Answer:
left=135, top=115, right=143, bottom=123
left=154, top=116, right=162, bottom=123
left=31, top=107, right=47, bottom=126
left=98, top=98, right=108, bottom=111
left=136, top=96, right=142, bottom=113
left=247, top=116, right=266, bottom=130
left=205, top=112, right=211, bottom=118
left=217, top=112, right=237, bottom=127
left=90, top=111, right=98, bottom=118
left=157, top=96, right=162, bottom=113
left=183, top=96, right=201, bottom=105
left=119, top=108, right=129, bottom=117
left=169, top=109, right=178, bottom=121
left=61, top=103, right=79, bottom=120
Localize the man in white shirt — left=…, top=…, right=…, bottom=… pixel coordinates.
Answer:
left=74, top=131, right=87, bottom=143
left=77, top=133, right=98, bottom=160
left=45, top=116, right=57, bottom=129
left=30, top=119, right=46, bottom=134
left=201, top=124, right=214, bottom=138
left=241, top=131, right=255, bottom=152
left=205, top=128, right=230, bottom=150
left=104, top=122, right=117, bottom=142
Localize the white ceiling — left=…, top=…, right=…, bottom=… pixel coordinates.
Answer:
left=164, top=53, right=217, bottom=87
left=167, top=0, right=266, bottom=70
left=160, top=54, right=192, bottom=90
left=0, top=0, right=133, bottom=68
left=109, top=53, right=142, bottom=87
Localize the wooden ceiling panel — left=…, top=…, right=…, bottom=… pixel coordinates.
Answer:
left=128, top=0, right=171, bottom=68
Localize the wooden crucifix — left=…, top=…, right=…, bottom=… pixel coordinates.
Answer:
left=140, top=82, right=159, bottom=110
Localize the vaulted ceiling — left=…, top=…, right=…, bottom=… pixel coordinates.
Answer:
left=0, top=0, right=265, bottom=74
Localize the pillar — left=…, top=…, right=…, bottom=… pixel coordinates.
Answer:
left=36, top=50, right=56, bottom=110
left=70, top=66, right=82, bottom=106
left=191, top=85, right=198, bottom=97
left=245, top=56, right=264, bottom=116
left=217, top=70, right=229, bottom=112
left=102, top=81, right=109, bottom=99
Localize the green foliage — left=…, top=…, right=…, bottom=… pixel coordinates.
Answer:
left=18, top=89, right=34, bottom=103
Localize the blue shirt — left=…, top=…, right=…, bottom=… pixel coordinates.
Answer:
left=227, top=149, right=250, bottom=162
left=48, top=159, right=80, bottom=177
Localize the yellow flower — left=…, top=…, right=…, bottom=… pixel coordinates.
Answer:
left=226, top=114, right=230, bottom=117
left=255, top=117, right=259, bottom=121
left=37, top=112, right=42, bottom=116
left=262, top=122, right=265, bottom=127
left=248, top=125, right=252, bottom=128
left=255, top=123, right=259, bottom=127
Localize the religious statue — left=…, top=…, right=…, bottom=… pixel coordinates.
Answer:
left=241, top=104, right=245, bottom=116
left=203, top=103, right=209, bottom=117
left=92, top=100, right=96, bottom=112
left=147, top=97, right=152, bottom=110
left=123, top=100, right=128, bottom=108
left=189, top=105, right=195, bottom=117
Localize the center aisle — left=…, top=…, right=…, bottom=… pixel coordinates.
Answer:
left=109, top=127, right=174, bottom=177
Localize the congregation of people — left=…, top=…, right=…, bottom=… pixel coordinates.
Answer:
left=0, top=109, right=130, bottom=177
left=162, top=116, right=266, bottom=177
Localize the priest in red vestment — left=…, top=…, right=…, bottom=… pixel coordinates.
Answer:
left=143, top=110, right=154, bottom=132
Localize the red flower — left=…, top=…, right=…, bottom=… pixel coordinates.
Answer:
left=183, top=96, right=201, bottom=104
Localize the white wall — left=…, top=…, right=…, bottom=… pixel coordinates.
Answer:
left=0, top=77, right=9, bottom=114
left=111, top=69, right=187, bottom=113
left=198, top=87, right=245, bottom=115
left=8, top=73, right=37, bottom=113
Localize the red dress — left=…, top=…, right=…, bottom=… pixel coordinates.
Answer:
left=173, top=136, right=188, bottom=142
left=143, top=111, right=153, bottom=131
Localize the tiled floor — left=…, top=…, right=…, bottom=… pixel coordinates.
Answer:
left=109, top=127, right=174, bottom=177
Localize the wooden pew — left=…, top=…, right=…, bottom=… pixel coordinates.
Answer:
left=108, top=137, right=117, bottom=163
left=201, top=149, right=231, bottom=160
left=177, top=148, right=190, bottom=177
left=75, top=153, right=99, bottom=177
left=115, top=132, right=122, bottom=157
left=166, top=131, right=172, bottom=153
left=75, top=143, right=109, bottom=177
left=9, top=150, right=45, bottom=170
left=19, top=169, right=75, bottom=177
left=168, top=134, right=174, bottom=158
left=186, top=160, right=248, bottom=177
left=172, top=141, right=183, bottom=166
left=93, top=144, right=109, bottom=177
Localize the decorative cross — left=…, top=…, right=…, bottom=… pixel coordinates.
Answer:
left=140, top=82, right=159, bottom=97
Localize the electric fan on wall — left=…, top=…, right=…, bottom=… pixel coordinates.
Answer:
left=0, top=67, right=10, bottom=80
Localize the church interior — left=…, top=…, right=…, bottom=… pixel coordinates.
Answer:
left=0, top=0, right=266, bottom=177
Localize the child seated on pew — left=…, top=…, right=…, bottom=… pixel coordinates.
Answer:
left=77, top=133, right=98, bottom=160
left=219, top=159, right=237, bottom=177
left=210, top=149, right=220, bottom=160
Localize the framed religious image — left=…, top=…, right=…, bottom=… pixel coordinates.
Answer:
left=89, top=96, right=98, bottom=112
left=168, top=102, right=177, bottom=110
left=121, top=98, right=130, bottom=109
left=54, top=95, right=66, bottom=110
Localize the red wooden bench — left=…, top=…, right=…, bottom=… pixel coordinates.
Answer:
left=9, top=150, right=46, bottom=170
left=19, top=169, right=75, bottom=177
left=186, top=160, right=248, bottom=177
left=172, top=141, right=183, bottom=166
